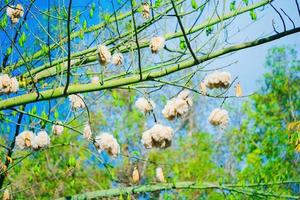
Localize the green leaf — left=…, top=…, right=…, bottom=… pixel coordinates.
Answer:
left=206, top=26, right=213, bottom=36
left=179, top=37, right=186, bottom=50
left=0, top=15, right=8, bottom=29
left=83, top=20, right=87, bottom=30
left=68, top=156, right=76, bottom=167
left=243, top=0, right=249, bottom=5
left=18, top=32, right=26, bottom=47
left=155, top=0, right=162, bottom=8
left=191, top=0, right=197, bottom=9
left=89, top=8, right=94, bottom=18
left=230, top=1, right=236, bottom=12
left=54, top=110, right=59, bottom=119
left=75, top=11, right=80, bottom=24
left=250, top=9, right=257, bottom=20
left=6, top=47, right=12, bottom=56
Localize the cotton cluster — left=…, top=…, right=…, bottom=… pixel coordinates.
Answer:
left=150, top=37, right=165, bottom=53
left=52, top=121, right=64, bottom=135
left=111, top=53, right=123, bottom=66
left=15, top=131, right=34, bottom=149
left=6, top=4, right=24, bottom=24
left=16, top=130, right=50, bottom=150
left=135, top=97, right=155, bottom=114
left=208, top=108, right=229, bottom=128
left=142, top=2, right=150, bottom=19
left=204, top=71, right=232, bottom=89
left=141, top=124, right=174, bottom=149
left=83, top=123, right=92, bottom=140
left=69, top=94, right=85, bottom=109
left=0, top=74, right=19, bottom=94
left=95, top=133, right=120, bottom=158
left=97, top=45, right=111, bottom=65
left=31, top=131, right=51, bottom=150
left=162, top=90, right=193, bottom=120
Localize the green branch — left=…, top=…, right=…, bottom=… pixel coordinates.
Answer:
left=55, top=181, right=299, bottom=199
left=0, top=27, right=299, bottom=110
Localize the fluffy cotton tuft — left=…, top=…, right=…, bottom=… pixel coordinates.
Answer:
left=0, top=74, right=19, bottom=94
left=141, top=124, right=174, bottom=149
left=199, top=82, right=207, bottom=95
left=150, top=37, right=165, bottom=53
left=69, top=94, right=85, bottom=109
left=6, top=4, right=24, bottom=24
left=208, top=108, right=229, bottom=128
left=162, top=90, right=192, bottom=120
left=97, top=45, right=111, bottom=65
left=142, top=2, right=150, bottom=19
left=111, top=53, right=123, bottom=66
left=135, top=97, right=155, bottom=114
left=95, top=133, right=120, bottom=158
left=32, top=131, right=51, bottom=149
left=204, top=71, right=232, bottom=89
left=52, top=121, right=64, bottom=135
left=83, top=124, right=92, bottom=140
left=15, top=131, right=35, bottom=149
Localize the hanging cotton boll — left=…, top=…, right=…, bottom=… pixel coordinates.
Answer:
left=15, top=4, right=24, bottom=18
left=97, top=45, right=111, bottom=66
left=83, top=123, right=92, bottom=140
left=69, top=94, right=85, bottom=109
left=0, top=74, right=10, bottom=88
left=177, top=89, right=193, bottom=106
left=204, top=71, right=232, bottom=89
left=150, top=37, right=165, bottom=53
left=111, top=52, right=123, bottom=66
left=52, top=121, right=64, bottom=135
left=6, top=6, right=14, bottom=18
left=6, top=4, right=24, bottom=24
left=132, top=166, right=140, bottom=184
left=141, top=130, right=153, bottom=148
left=208, top=108, right=229, bottom=128
left=235, top=82, right=243, bottom=97
left=32, top=131, right=51, bottom=149
left=141, top=124, right=174, bottom=149
left=156, top=167, right=165, bottom=182
left=91, top=76, right=99, bottom=84
left=8, top=77, right=19, bottom=93
left=135, top=97, right=155, bottom=114
left=162, top=98, right=190, bottom=120
left=15, top=131, right=35, bottom=149
left=142, top=2, right=150, bottom=19
left=199, top=82, right=207, bottom=95
left=95, top=133, right=120, bottom=158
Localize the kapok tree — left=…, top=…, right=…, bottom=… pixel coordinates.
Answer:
left=0, top=0, right=299, bottom=199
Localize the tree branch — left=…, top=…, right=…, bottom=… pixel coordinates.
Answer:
left=0, top=26, right=299, bottom=110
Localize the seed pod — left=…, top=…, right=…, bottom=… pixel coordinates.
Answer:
left=235, top=82, right=243, bottom=97
left=132, top=166, right=140, bottom=184
left=199, top=82, right=207, bottom=95
left=97, top=45, right=111, bottom=66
